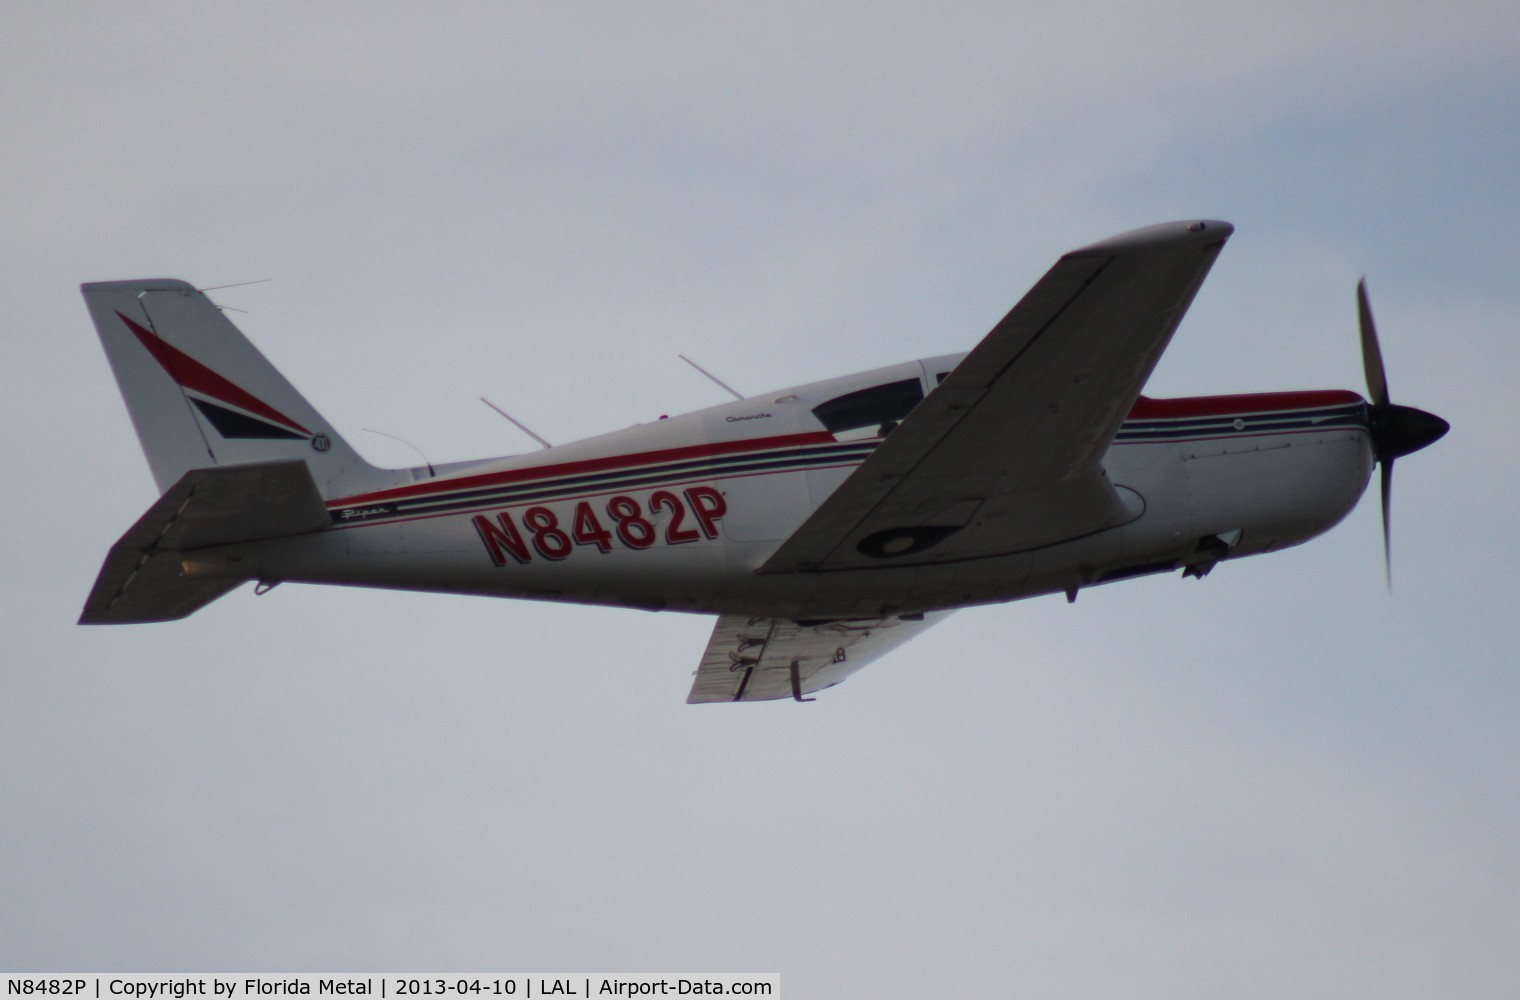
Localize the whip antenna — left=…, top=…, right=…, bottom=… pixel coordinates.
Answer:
left=481, top=397, right=552, bottom=449
left=679, top=354, right=744, bottom=400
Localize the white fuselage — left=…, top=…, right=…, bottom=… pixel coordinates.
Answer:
left=184, top=355, right=1375, bottom=619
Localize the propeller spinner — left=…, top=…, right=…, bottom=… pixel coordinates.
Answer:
left=1357, top=279, right=1449, bottom=587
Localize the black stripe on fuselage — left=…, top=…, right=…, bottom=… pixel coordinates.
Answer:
left=328, top=403, right=1369, bottom=526
left=1113, top=404, right=1366, bottom=442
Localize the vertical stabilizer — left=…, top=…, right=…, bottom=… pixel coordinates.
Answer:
left=82, top=279, right=393, bottom=498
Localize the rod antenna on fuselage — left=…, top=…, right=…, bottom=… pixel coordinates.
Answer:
left=679, top=354, right=744, bottom=401
left=480, top=397, right=552, bottom=449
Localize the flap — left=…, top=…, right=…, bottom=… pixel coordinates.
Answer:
left=687, top=611, right=948, bottom=703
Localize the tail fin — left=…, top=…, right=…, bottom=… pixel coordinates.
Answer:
left=82, top=279, right=392, bottom=498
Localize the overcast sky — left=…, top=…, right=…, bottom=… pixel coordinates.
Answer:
left=3, top=3, right=1518, bottom=996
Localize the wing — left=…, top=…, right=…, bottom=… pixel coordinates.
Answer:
left=687, top=611, right=948, bottom=703
left=760, top=220, right=1232, bottom=573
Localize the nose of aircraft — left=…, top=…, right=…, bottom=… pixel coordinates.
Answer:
left=1370, top=402, right=1449, bottom=463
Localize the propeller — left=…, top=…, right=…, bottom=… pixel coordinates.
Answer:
left=1356, top=279, right=1449, bottom=588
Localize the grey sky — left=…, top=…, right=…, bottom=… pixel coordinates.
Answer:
left=3, top=4, right=1518, bottom=995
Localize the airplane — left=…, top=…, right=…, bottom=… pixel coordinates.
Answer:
left=79, top=220, right=1448, bottom=702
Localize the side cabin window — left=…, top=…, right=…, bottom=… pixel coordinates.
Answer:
left=811, top=378, right=924, bottom=435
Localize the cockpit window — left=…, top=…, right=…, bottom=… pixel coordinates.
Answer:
left=811, top=378, right=924, bottom=434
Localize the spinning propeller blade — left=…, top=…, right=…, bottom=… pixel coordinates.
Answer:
left=1356, top=279, right=1449, bottom=588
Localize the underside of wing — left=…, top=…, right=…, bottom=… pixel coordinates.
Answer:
left=687, top=611, right=948, bottom=703
left=760, top=220, right=1233, bottom=574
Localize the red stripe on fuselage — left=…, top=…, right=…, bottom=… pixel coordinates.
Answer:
left=1127, top=390, right=1363, bottom=420
left=332, top=391, right=1366, bottom=509
left=116, top=310, right=313, bottom=437
left=329, top=431, right=840, bottom=507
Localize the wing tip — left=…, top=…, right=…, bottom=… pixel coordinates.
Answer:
left=1067, top=219, right=1234, bottom=257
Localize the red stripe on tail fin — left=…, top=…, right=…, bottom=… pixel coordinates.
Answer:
left=116, top=310, right=312, bottom=436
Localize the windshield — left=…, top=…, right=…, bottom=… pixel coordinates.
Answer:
left=811, top=378, right=924, bottom=434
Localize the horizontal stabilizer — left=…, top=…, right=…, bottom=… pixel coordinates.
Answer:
left=80, top=460, right=329, bottom=624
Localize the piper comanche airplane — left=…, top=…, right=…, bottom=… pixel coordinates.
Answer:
left=80, top=220, right=1447, bottom=702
